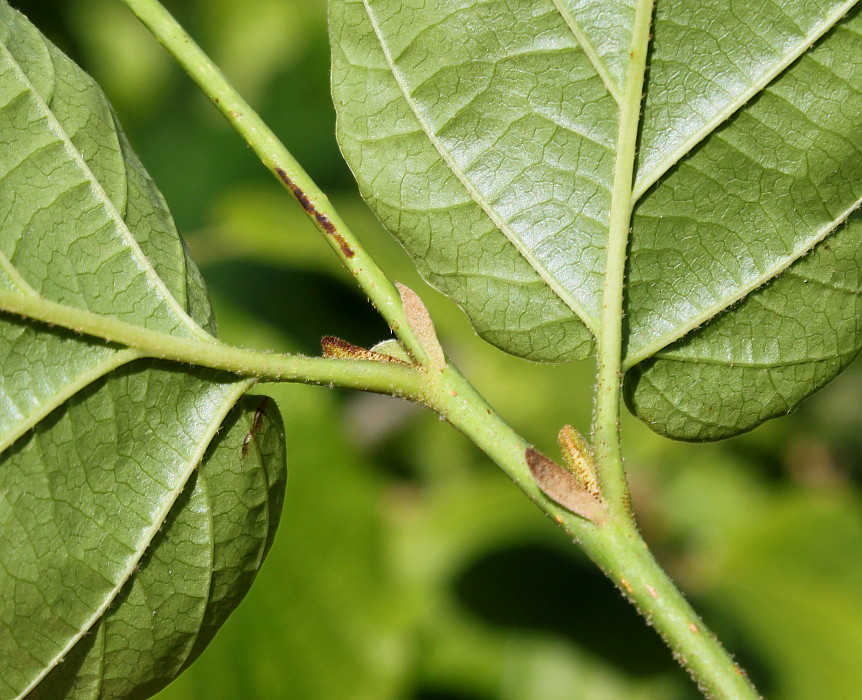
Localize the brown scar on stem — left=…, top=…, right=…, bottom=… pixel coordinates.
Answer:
left=242, top=396, right=271, bottom=457
left=321, top=336, right=410, bottom=364
left=526, top=447, right=605, bottom=523
left=274, top=167, right=355, bottom=258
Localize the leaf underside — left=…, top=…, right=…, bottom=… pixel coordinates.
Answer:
left=0, top=3, right=285, bottom=698
left=330, top=0, right=862, bottom=439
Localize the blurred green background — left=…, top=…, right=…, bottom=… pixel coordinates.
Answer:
left=14, top=1, right=862, bottom=697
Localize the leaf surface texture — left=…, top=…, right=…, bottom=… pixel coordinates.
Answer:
left=0, top=4, right=285, bottom=697
left=331, top=0, right=862, bottom=438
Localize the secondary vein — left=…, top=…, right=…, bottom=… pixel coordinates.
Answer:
left=0, top=37, right=213, bottom=342
left=360, top=0, right=600, bottom=335
left=623, top=193, right=862, bottom=369
left=632, top=0, right=860, bottom=200
left=551, top=0, right=623, bottom=104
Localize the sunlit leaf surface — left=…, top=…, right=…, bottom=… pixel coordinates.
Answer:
left=331, top=0, right=862, bottom=439
left=0, top=3, right=285, bottom=696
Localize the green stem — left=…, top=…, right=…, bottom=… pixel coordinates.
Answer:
left=592, top=0, right=654, bottom=516
left=586, top=518, right=761, bottom=700
left=424, top=367, right=761, bottom=699
left=0, top=289, right=425, bottom=397
left=117, top=0, right=433, bottom=367
left=110, top=1, right=762, bottom=696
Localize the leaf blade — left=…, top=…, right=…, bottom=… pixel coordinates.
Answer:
left=332, top=0, right=618, bottom=361
left=332, top=0, right=862, bottom=438
left=0, top=4, right=286, bottom=696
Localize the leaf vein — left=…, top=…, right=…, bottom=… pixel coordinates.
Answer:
left=359, top=0, right=599, bottom=333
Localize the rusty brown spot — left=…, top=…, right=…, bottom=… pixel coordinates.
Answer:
left=321, top=336, right=409, bottom=364
left=274, top=167, right=355, bottom=258
left=251, top=397, right=269, bottom=434
left=242, top=397, right=271, bottom=457
left=329, top=230, right=355, bottom=258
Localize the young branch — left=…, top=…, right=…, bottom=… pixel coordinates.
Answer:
left=118, top=0, right=435, bottom=368
left=0, top=288, right=424, bottom=397
left=109, top=1, right=763, bottom=696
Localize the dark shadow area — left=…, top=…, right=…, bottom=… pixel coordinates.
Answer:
left=202, top=260, right=389, bottom=355
left=454, top=541, right=775, bottom=696
left=414, top=690, right=487, bottom=700
left=9, top=0, right=78, bottom=56
left=454, top=542, right=690, bottom=680
left=689, top=597, right=775, bottom=697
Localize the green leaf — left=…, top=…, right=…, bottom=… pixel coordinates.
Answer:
left=0, top=3, right=285, bottom=697
left=330, top=0, right=862, bottom=439
left=22, top=391, right=286, bottom=700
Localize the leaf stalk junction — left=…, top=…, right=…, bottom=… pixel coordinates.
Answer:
left=0, top=0, right=769, bottom=696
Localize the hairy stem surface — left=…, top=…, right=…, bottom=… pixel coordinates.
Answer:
left=104, top=1, right=763, bottom=696
left=591, top=0, right=653, bottom=516
left=118, top=0, right=434, bottom=367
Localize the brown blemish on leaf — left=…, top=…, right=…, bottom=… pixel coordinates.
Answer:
left=321, top=336, right=410, bottom=364
left=242, top=397, right=271, bottom=457
left=274, top=166, right=355, bottom=258
left=526, top=447, right=605, bottom=523
left=620, top=578, right=634, bottom=595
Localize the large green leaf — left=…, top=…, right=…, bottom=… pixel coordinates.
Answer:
left=330, top=0, right=862, bottom=439
left=0, top=3, right=285, bottom=697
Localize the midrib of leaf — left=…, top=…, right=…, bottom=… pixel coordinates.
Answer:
left=359, top=0, right=600, bottom=335
left=18, top=379, right=254, bottom=699
left=632, top=0, right=861, bottom=200
left=550, top=0, right=623, bottom=104
left=0, top=39, right=213, bottom=343
left=624, top=193, right=862, bottom=370
left=592, top=0, right=653, bottom=508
